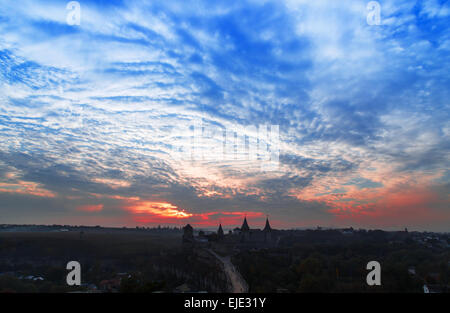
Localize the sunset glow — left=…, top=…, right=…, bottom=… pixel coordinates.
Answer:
left=126, top=201, right=193, bottom=219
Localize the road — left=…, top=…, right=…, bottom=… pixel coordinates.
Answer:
left=208, top=249, right=249, bottom=293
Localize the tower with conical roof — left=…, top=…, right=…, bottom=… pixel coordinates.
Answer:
left=241, top=216, right=250, bottom=232
left=240, top=216, right=250, bottom=243
left=263, top=216, right=272, bottom=232
left=217, top=223, right=224, bottom=241
left=263, top=216, right=272, bottom=243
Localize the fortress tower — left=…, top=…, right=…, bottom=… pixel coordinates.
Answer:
left=263, top=217, right=272, bottom=242
left=240, top=217, right=250, bottom=242
left=182, top=224, right=194, bottom=243
left=217, top=223, right=224, bottom=241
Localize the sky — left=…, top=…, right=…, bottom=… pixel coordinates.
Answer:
left=0, top=0, right=449, bottom=231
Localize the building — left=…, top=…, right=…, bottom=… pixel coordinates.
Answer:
left=182, top=224, right=194, bottom=243
left=182, top=216, right=278, bottom=248
left=237, top=217, right=277, bottom=246
left=423, top=284, right=443, bottom=293
left=217, top=224, right=224, bottom=241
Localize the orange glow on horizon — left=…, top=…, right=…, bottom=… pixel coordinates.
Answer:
left=126, top=201, right=193, bottom=219
left=287, top=167, right=449, bottom=228
left=67, top=165, right=448, bottom=230
left=120, top=197, right=265, bottom=227
left=310, top=183, right=447, bottom=228
left=132, top=210, right=266, bottom=227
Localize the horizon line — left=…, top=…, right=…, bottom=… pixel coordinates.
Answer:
left=1, top=223, right=448, bottom=234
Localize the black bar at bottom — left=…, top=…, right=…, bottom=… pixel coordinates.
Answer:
left=1, top=293, right=447, bottom=312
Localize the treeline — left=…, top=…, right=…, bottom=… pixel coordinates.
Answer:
left=233, top=241, right=449, bottom=293
left=0, top=232, right=228, bottom=293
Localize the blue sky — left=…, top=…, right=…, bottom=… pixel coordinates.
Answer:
left=0, top=0, right=449, bottom=230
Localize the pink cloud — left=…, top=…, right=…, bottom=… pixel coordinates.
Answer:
left=76, top=204, right=104, bottom=212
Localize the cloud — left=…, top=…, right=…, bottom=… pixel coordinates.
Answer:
left=0, top=0, right=448, bottom=230
left=76, top=204, right=103, bottom=212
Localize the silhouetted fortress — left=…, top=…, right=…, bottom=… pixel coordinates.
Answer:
left=183, top=217, right=280, bottom=249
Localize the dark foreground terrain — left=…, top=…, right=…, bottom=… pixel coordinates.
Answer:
left=0, top=228, right=227, bottom=293
left=0, top=226, right=448, bottom=293
left=233, top=229, right=449, bottom=293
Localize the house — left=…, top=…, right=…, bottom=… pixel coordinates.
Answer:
left=182, top=216, right=278, bottom=249
left=99, top=278, right=121, bottom=292
left=423, top=284, right=443, bottom=293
